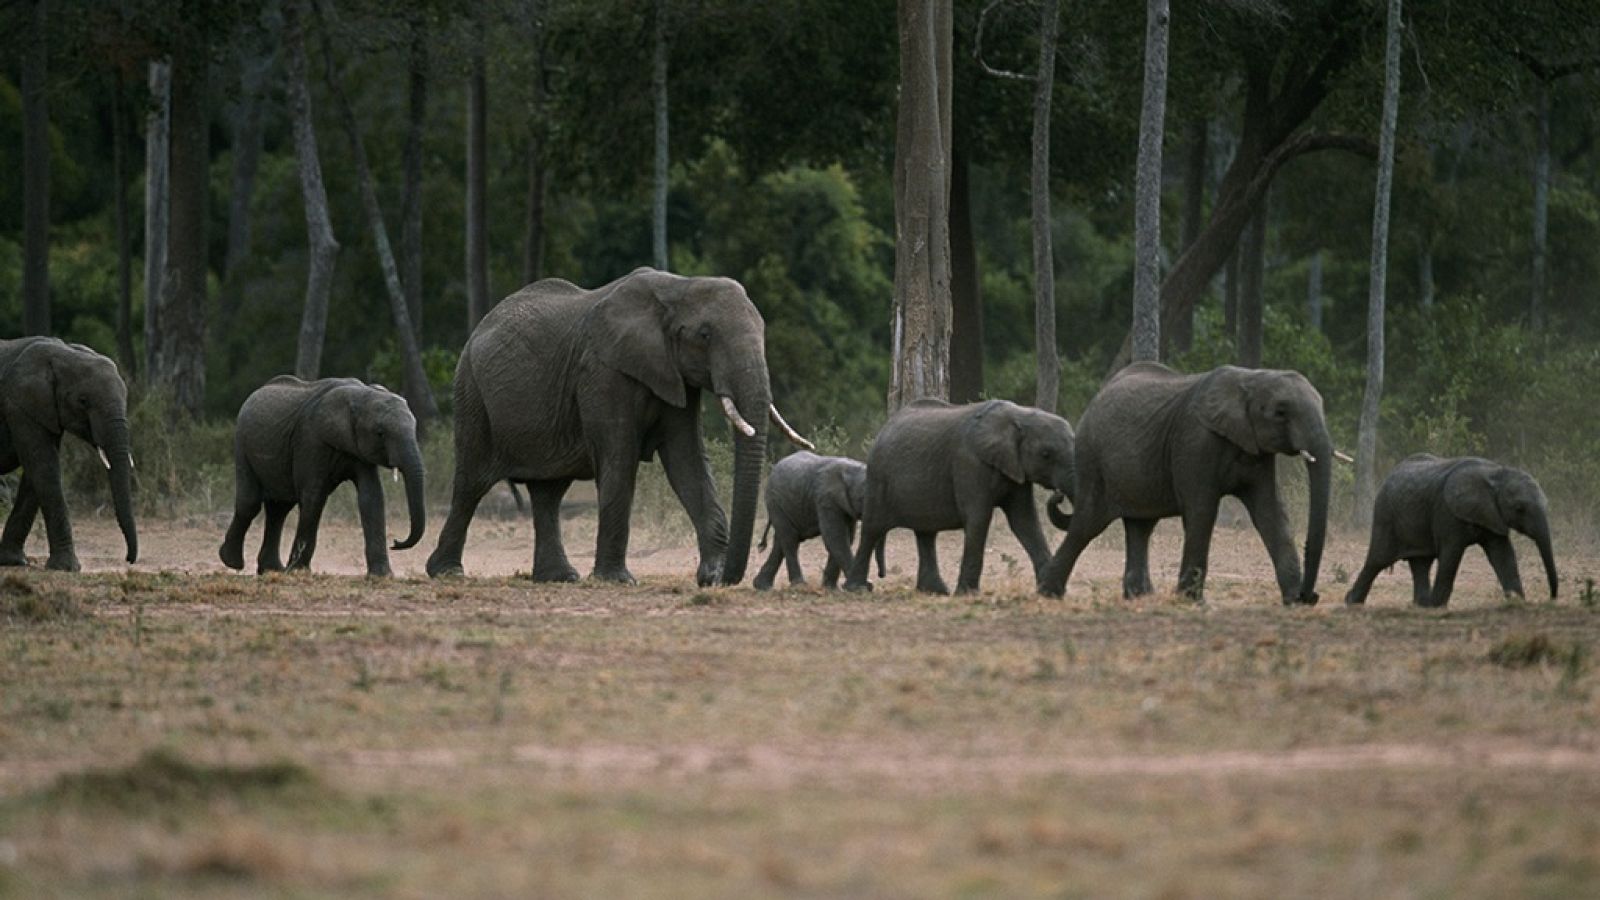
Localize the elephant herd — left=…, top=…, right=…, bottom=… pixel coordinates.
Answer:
left=0, top=268, right=1560, bottom=609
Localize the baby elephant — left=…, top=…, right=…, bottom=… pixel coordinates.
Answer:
left=845, top=399, right=1075, bottom=594
left=220, top=376, right=426, bottom=577
left=753, top=451, right=885, bottom=590
left=1344, top=454, right=1557, bottom=608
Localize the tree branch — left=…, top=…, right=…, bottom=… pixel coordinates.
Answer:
left=974, top=0, right=1034, bottom=82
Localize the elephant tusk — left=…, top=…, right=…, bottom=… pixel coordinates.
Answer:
left=392, top=468, right=399, bottom=483
left=97, top=448, right=111, bottom=470
left=768, top=405, right=815, bottom=451
left=1299, top=450, right=1318, bottom=464
left=719, top=396, right=757, bottom=438
left=1334, top=449, right=1355, bottom=464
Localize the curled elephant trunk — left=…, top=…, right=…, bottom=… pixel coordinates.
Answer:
left=91, top=412, right=138, bottom=564
left=719, top=381, right=771, bottom=586
left=1046, top=490, right=1072, bottom=532
left=1294, top=433, right=1333, bottom=605
left=390, top=441, right=427, bottom=551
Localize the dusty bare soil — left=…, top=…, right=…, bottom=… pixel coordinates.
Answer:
left=1, top=509, right=1598, bottom=898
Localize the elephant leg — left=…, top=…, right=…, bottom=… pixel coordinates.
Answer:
left=17, top=440, right=78, bottom=572
left=1175, top=496, right=1221, bottom=602
left=1239, top=479, right=1303, bottom=604
left=1000, top=488, right=1052, bottom=579
left=1421, top=543, right=1466, bottom=608
left=354, top=467, right=392, bottom=577
left=1482, top=535, right=1525, bottom=600
left=915, top=531, right=949, bottom=595
left=591, top=452, right=640, bottom=585
left=1345, top=520, right=1399, bottom=606
left=844, top=519, right=887, bottom=592
left=220, top=463, right=263, bottom=571
left=528, top=479, right=579, bottom=583
left=0, top=479, right=40, bottom=566
left=779, top=528, right=806, bottom=586
left=1407, top=558, right=1433, bottom=607
left=657, top=413, right=729, bottom=587
left=955, top=512, right=993, bottom=594
left=1038, top=506, right=1115, bottom=597
left=753, top=541, right=785, bottom=590
left=817, top=514, right=856, bottom=590
left=287, top=488, right=331, bottom=571
left=427, top=395, right=496, bottom=578
left=257, top=501, right=292, bottom=573
left=1121, top=518, right=1157, bottom=598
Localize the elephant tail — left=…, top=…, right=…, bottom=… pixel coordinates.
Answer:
left=758, top=519, right=771, bottom=552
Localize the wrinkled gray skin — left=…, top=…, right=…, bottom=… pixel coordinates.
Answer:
left=753, top=451, right=885, bottom=590
left=427, top=268, right=788, bottom=586
left=1039, top=363, right=1332, bottom=604
left=0, top=338, right=138, bottom=571
left=220, top=376, right=425, bottom=577
left=844, top=399, right=1076, bottom=595
left=1344, top=455, right=1557, bottom=608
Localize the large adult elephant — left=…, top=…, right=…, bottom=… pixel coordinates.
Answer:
left=1343, top=455, right=1557, bottom=608
left=426, top=268, right=810, bottom=585
left=1038, top=363, right=1334, bottom=604
left=0, top=337, right=138, bottom=571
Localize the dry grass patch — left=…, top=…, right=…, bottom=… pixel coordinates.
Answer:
left=42, top=749, right=323, bottom=815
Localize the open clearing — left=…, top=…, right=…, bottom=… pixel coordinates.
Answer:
left=2, top=511, right=1599, bottom=898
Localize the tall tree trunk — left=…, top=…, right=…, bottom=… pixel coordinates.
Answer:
left=401, top=10, right=428, bottom=337
left=224, top=48, right=271, bottom=288
left=1237, top=199, right=1267, bottom=367
left=1306, top=247, right=1323, bottom=331
left=143, top=60, right=171, bottom=383
left=1222, top=246, right=1239, bottom=342
left=316, top=0, right=439, bottom=425
left=113, top=70, right=136, bottom=377
left=1172, top=116, right=1208, bottom=354
left=1130, top=0, right=1169, bottom=364
left=158, top=26, right=210, bottom=418
left=1031, top=0, right=1060, bottom=410
left=522, top=0, right=548, bottom=285
left=22, top=0, right=50, bottom=337
left=1530, top=78, right=1550, bottom=330
left=1354, top=0, right=1403, bottom=528
left=888, top=0, right=953, bottom=412
left=948, top=147, right=983, bottom=403
left=651, top=0, right=670, bottom=270
left=284, top=0, right=340, bottom=380
left=465, top=3, right=490, bottom=331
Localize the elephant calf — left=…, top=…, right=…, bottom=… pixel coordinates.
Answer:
left=753, top=451, right=885, bottom=590
left=1344, top=455, right=1557, bottom=608
left=845, top=399, right=1076, bottom=595
left=220, top=377, right=426, bottom=577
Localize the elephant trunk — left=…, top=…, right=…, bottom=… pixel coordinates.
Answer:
left=719, top=374, right=771, bottom=586
left=91, top=411, right=138, bottom=564
left=1047, top=492, right=1072, bottom=531
left=1533, top=518, right=1559, bottom=599
left=391, top=438, right=427, bottom=551
left=1295, top=432, right=1333, bottom=605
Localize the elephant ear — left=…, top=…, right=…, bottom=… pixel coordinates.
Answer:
left=1194, top=368, right=1261, bottom=455
left=309, top=384, right=364, bottom=458
left=1445, top=467, right=1509, bottom=535
left=831, top=464, right=867, bottom=519
left=5, top=344, right=62, bottom=433
left=973, top=406, right=1026, bottom=483
left=592, top=276, right=687, bottom=408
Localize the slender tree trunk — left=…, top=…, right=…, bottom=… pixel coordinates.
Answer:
left=1237, top=199, right=1267, bottom=367
left=1418, top=243, right=1433, bottom=309
left=1223, top=246, right=1240, bottom=342
left=523, top=0, right=548, bottom=285
left=651, top=0, right=670, bottom=270
left=1031, top=0, right=1060, bottom=409
left=143, top=59, right=171, bottom=383
left=284, top=0, right=340, bottom=380
left=1130, top=0, right=1169, bottom=364
left=1306, top=248, right=1323, bottom=331
left=1354, top=0, right=1403, bottom=528
left=1172, top=115, right=1208, bottom=354
left=158, top=27, right=210, bottom=418
left=224, top=48, right=271, bottom=288
left=888, top=0, right=953, bottom=412
left=316, top=0, right=439, bottom=425
left=465, top=3, right=490, bottom=331
left=113, top=71, right=136, bottom=377
left=22, top=0, right=50, bottom=337
left=400, top=10, right=428, bottom=337
left=1530, top=78, right=1550, bottom=330
left=948, top=147, right=983, bottom=403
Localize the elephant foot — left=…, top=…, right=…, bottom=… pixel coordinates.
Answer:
left=366, top=562, right=394, bottom=578
left=257, top=560, right=284, bottom=575
left=0, top=546, right=29, bottom=567
left=426, top=552, right=465, bottom=578
left=843, top=579, right=873, bottom=593
left=1283, top=591, right=1320, bottom=607
left=591, top=565, right=637, bottom=586
left=45, top=550, right=82, bottom=573
left=752, top=573, right=775, bottom=591
left=1415, top=597, right=1449, bottom=609
left=531, top=563, right=581, bottom=583
left=1122, top=578, right=1154, bottom=599
left=954, top=581, right=980, bottom=595
left=916, top=578, right=950, bottom=596
left=219, top=542, right=245, bottom=571
left=1342, top=592, right=1367, bottom=607
left=695, top=556, right=725, bottom=588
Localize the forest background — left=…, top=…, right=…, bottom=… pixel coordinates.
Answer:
left=3, top=0, right=1599, bottom=531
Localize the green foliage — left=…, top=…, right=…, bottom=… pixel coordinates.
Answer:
left=366, top=344, right=460, bottom=416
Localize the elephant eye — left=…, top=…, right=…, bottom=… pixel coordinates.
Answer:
left=697, top=324, right=713, bottom=342
left=1041, top=448, right=1052, bottom=459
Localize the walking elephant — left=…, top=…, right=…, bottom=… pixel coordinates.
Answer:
left=0, top=337, right=138, bottom=571
left=844, top=399, right=1076, bottom=595
left=753, top=451, right=884, bottom=590
left=1038, top=363, right=1334, bottom=604
left=220, top=376, right=425, bottom=577
left=425, top=268, right=811, bottom=586
left=1343, top=455, right=1557, bottom=608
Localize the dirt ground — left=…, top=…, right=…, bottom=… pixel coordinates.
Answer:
left=2, top=506, right=1598, bottom=898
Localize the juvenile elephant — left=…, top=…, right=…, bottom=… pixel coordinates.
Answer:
left=1039, top=363, right=1334, bottom=604
left=0, top=338, right=138, bottom=571
left=426, top=268, right=811, bottom=586
left=220, top=376, right=425, bottom=577
left=844, top=399, right=1076, bottom=595
left=1344, top=455, right=1557, bottom=608
left=753, top=451, right=885, bottom=590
